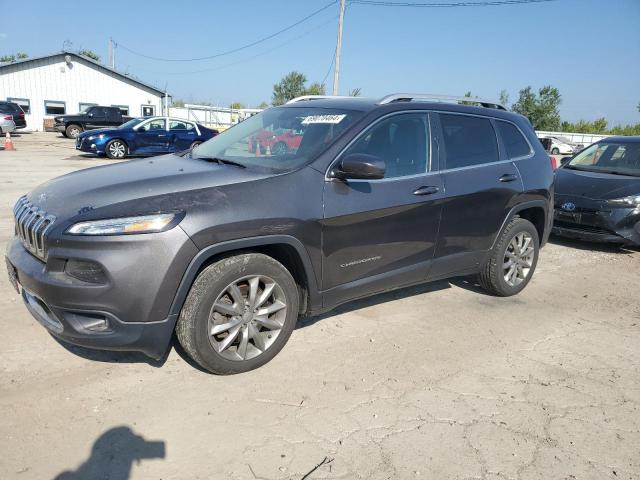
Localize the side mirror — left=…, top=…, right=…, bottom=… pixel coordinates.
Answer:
left=333, top=153, right=385, bottom=180
left=87, top=113, right=93, bottom=117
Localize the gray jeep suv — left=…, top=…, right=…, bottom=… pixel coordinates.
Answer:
left=6, top=94, right=554, bottom=374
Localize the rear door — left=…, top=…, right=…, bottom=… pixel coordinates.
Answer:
left=105, top=108, right=122, bottom=127
left=168, top=119, right=198, bottom=151
left=135, top=118, right=168, bottom=153
left=430, top=112, right=524, bottom=277
left=321, top=112, right=444, bottom=303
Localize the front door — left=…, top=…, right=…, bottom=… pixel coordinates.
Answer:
left=430, top=112, right=523, bottom=277
left=136, top=118, right=168, bottom=154
left=321, top=112, right=443, bottom=305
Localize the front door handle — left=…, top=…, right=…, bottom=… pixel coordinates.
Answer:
left=413, top=186, right=440, bottom=196
left=499, top=173, right=518, bottom=183
left=157, top=134, right=166, bottom=137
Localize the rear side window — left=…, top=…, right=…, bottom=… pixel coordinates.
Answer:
left=497, top=121, right=531, bottom=159
left=440, top=114, right=499, bottom=169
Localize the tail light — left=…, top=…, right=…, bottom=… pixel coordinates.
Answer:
left=549, top=155, right=557, bottom=171
left=3, top=115, right=12, bottom=121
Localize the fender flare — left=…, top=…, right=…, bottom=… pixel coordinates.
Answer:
left=168, top=235, right=320, bottom=318
left=491, top=200, right=550, bottom=249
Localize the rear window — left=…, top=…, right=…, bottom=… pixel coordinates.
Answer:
left=496, top=121, right=531, bottom=159
left=441, top=114, right=499, bottom=169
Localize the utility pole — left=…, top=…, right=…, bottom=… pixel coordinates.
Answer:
left=108, top=37, right=115, bottom=69
left=332, top=0, right=346, bottom=96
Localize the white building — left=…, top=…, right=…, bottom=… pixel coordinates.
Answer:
left=0, top=51, right=166, bottom=131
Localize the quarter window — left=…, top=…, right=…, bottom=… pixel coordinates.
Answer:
left=169, top=120, right=194, bottom=130
left=44, top=100, right=65, bottom=115
left=343, top=113, right=429, bottom=178
left=7, top=98, right=30, bottom=114
left=440, top=114, right=499, bottom=169
left=496, top=121, right=531, bottom=159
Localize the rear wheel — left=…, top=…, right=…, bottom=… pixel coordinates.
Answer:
left=478, top=217, right=539, bottom=296
left=105, top=139, right=128, bottom=159
left=66, top=124, right=82, bottom=139
left=551, top=147, right=560, bottom=155
left=176, top=253, right=300, bottom=374
left=272, top=141, right=288, bottom=155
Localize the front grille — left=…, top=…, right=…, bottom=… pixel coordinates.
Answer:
left=13, top=196, right=56, bottom=261
left=554, top=220, right=614, bottom=236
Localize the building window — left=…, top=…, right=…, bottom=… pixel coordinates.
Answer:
left=44, top=100, right=66, bottom=115
left=7, top=98, right=30, bottom=114
left=141, top=105, right=155, bottom=117
left=112, top=105, right=129, bottom=116
left=79, top=102, right=97, bottom=113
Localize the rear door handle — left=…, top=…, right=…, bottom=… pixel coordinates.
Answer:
left=499, top=173, right=518, bottom=183
left=413, top=186, right=440, bottom=196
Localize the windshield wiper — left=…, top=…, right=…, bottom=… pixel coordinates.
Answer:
left=191, top=155, right=246, bottom=169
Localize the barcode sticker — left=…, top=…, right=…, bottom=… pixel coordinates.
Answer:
left=301, top=114, right=346, bottom=125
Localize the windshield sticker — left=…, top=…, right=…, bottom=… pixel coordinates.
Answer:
left=301, top=114, right=346, bottom=125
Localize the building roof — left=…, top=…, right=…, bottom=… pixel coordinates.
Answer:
left=0, top=51, right=167, bottom=96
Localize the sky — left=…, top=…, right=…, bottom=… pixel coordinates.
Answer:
left=1, top=0, right=639, bottom=124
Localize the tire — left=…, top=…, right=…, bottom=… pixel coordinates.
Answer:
left=272, top=141, right=288, bottom=155
left=176, top=253, right=300, bottom=375
left=66, top=124, right=83, bottom=139
left=477, top=217, right=539, bottom=297
left=105, top=139, right=128, bottom=159
left=551, top=147, right=560, bottom=155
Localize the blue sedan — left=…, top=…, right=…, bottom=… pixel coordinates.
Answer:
left=75, top=117, right=218, bottom=159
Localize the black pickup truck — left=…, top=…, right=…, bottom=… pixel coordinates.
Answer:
left=54, top=106, right=131, bottom=138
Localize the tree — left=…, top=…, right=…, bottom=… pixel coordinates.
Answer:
left=271, top=72, right=326, bottom=106
left=499, top=89, right=510, bottom=109
left=348, top=87, right=362, bottom=97
left=257, top=101, right=269, bottom=109
left=79, top=49, right=100, bottom=61
left=512, top=85, right=561, bottom=130
left=1, top=52, right=28, bottom=63
left=230, top=102, right=245, bottom=110
left=459, top=91, right=475, bottom=106
left=637, top=101, right=640, bottom=113
left=172, top=99, right=185, bottom=108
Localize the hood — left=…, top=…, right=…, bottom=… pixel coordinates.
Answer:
left=26, top=153, right=270, bottom=221
left=78, top=127, right=118, bottom=138
left=555, top=167, right=640, bottom=200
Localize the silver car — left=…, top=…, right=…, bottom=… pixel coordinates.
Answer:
left=0, top=116, right=16, bottom=134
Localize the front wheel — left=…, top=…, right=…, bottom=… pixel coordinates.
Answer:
left=105, top=139, right=128, bottom=159
left=176, top=253, right=300, bottom=374
left=477, top=217, right=539, bottom=297
left=66, top=124, right=82, bottom=139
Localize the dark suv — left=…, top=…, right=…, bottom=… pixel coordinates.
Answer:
left=5, top=94, right=554, bottom=374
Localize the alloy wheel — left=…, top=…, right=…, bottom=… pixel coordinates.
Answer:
left=69, top=127, right=81, bottom=138
left=109, top=141, right=126, bottom=158
left=207, top=275, right=287, bottom=361
left=503, top=232, right=535, bottom=287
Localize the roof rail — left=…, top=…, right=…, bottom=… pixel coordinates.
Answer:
left=378, top=93, right=506, bottom=110
left=285, top=95, right=354, bottom=104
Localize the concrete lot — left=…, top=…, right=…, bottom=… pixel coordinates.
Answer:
left=1, top=132, right=639, bottom=480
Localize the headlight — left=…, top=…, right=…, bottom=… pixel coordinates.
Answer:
left=66, top=213, right=180, bottom=235
left=87, top=134, right=105, bottom=141
left=607, top=195, right=640, bottom=207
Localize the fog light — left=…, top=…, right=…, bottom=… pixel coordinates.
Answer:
left=84, top=317, right=110, bottom=332
left=90, top=143, right=96, bottom=149
left=65, top=259, right=107, bottom=284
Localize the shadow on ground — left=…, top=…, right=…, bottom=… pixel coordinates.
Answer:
left=53, top=426, right=165, bottom=480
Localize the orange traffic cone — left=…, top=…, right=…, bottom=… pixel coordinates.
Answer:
left=4, top=132, right=15, bottom=151
left=255, top=143, right=261, bottom=157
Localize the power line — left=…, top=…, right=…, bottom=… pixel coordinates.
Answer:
left=350, top=0, right=556, bottom=7
left=114, top=1, right=337, bottom=62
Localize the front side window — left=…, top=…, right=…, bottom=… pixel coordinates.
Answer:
left=45, top=100, right=65, bottom=115
left=343, top=113, right=429, bottom=178
left=496, top=121, right=531, bottom=159
left=441, top=114, right=499, bottom=169
left=142, top=118, right=166, bottom=131
left=191, top=106, right=363, bottom=174
left=566, top=142, right=640, bottom=177
left=79, top=103, right=97, bottom=113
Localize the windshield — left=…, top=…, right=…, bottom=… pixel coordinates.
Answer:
left=119, top=118, right=144, bottom=129
left=566, top=141, right=640, bottom=177
left=553, top=136, right=573, bottom=144
left=191, top=106, right=363, bottom=173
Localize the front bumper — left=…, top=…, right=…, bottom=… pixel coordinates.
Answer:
left=75, top=136, right=107, bottom=154
left=5, top=227, right=199, bottom=359
left=55, top=123, right=66, bottom=133
left=552, top=196, right=640, bottom=246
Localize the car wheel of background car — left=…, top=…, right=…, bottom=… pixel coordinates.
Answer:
left=272, top=141, right=288, bottom=155
left=551, top=148, right=560, bottom=155
left=65, top=124, right=82, bottom=139
left=176, top=253, right=300, bottom=375
left=105, top=139, right=128, bottom=159
left=477, top=217, right=539, bottom=297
